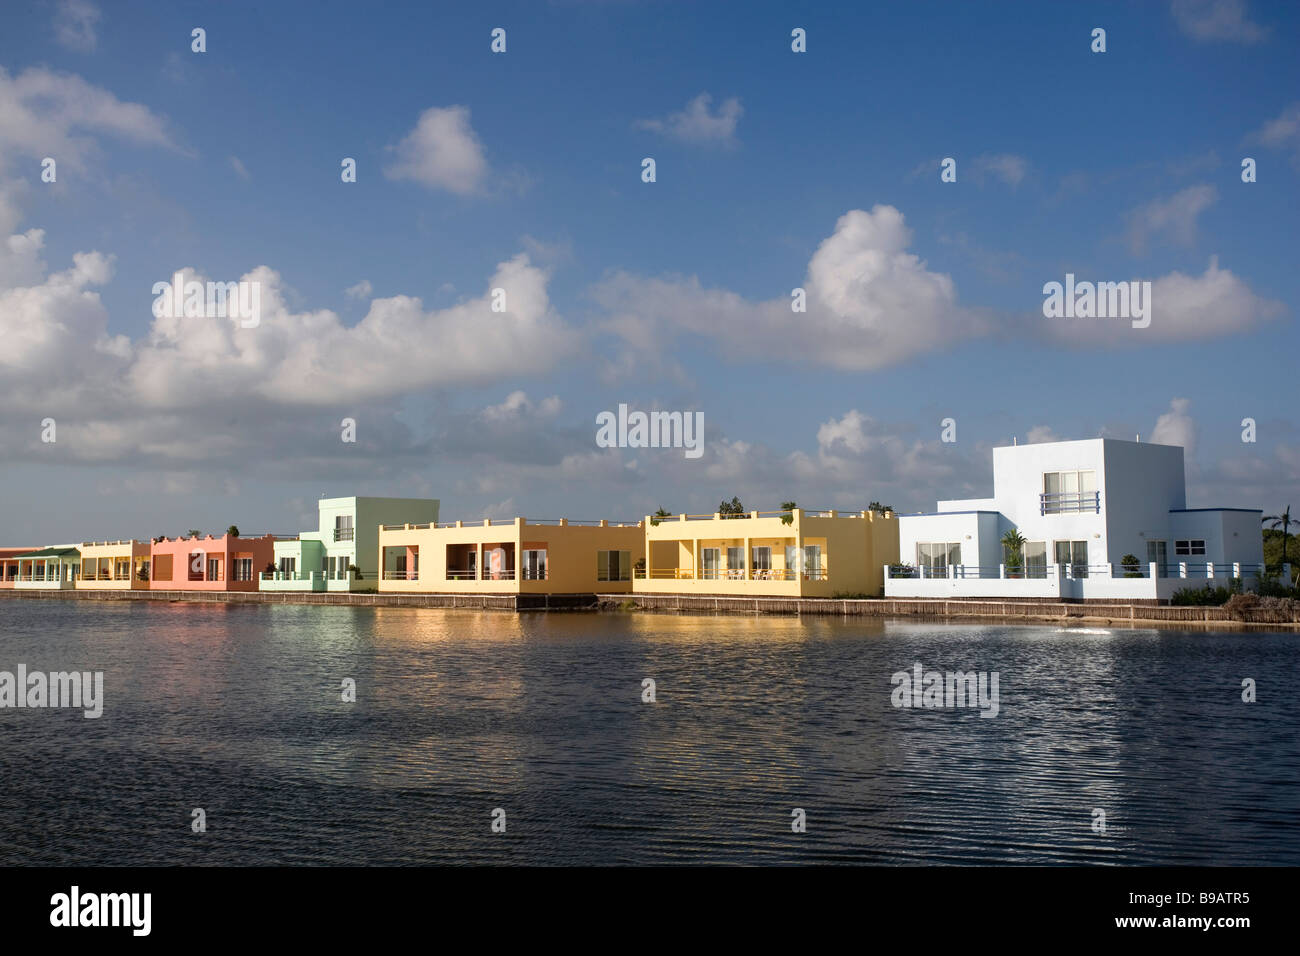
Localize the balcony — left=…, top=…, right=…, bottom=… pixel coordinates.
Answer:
left=635, top=568, right=827, bottom=582
left=1039, top=491, right=1101, bottom=515
left=383, top=570, right=418, bottom=581
left=333, top=527, right=355, bottom=542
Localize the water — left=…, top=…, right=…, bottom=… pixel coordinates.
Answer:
left=1, top=599, right=1296, bottom=865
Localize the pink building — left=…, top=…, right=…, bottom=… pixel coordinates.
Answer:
left=0, top=548, right=32, bottom=588
left=149, top=533, right=276, bottom=591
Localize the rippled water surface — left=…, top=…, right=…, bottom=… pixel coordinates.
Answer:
left=1, top=599, right=1297, bottom=865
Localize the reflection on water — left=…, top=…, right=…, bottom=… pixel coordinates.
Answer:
left=0, top=600, right=1296, bottom=865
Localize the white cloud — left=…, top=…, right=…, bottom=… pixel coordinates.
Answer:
left=1171, top=0, right=1267, bottom=43
left=1151, top=397, right=1197, bottom=456
left=482, top=391, right=561, bottom=422
left=1126, top=184, right=1217, bottom=253
left=0, top=66, right=176, bottom=171
left=344, top=279, right=372, bottom=300
left=229, top=155, right=250, bottom=180
left=1250, top=102, right=1300, bottom=164
left=593, top=205, right=977, bottom=371
left=1043, top=256, right=1283, bottom=345
left=1026, top=425, right=1060, bottom=444
left=384, top=106, right=488, bottom=194
left=971, top=153, right=1028, bottom=187
left=637, top=93, right=743, bottom=146
left=53, top=0, right=101, bottom=52
left=128, top=253, right=576, bottom=407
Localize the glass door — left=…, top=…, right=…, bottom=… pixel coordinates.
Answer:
left=701, top=548, right=720, bottom=579
left=1146, top=540, right=1167, bottom=578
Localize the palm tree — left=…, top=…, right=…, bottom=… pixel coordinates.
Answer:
left=651, top=507, right=671, bottom=527
left=1263, top=506, right=1297, bottom=566
left=1001, top=528, right=1026, bottom=578
left=780, top=501, right=797, bottom=525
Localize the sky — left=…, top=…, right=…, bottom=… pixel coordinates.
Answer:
left=0, top=0, right=1297, bottom=543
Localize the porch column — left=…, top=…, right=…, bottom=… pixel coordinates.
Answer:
left=475, top=543, right=483, bottom=581
left=693, top=539, right=700, bottom=581
left=743, top=535, right=751, bottom=580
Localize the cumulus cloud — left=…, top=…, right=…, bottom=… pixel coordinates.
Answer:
left=344, top=279, right=372, bottom=300
left=594, top=205, right=978, bottom=371
left=1170, top=0, right=1268, bottom=43
left=53, top=0, right=101, bottom=52
left=1126, top=184, right=1217, bottom=253
left=384, top=106, right=488, bottom=194
left=1034, top=256, right=1281, bottom=346
left=0, top=194, right=578, bottom=468
left=0, top=66, right=176, bottom=171
left=637, top=93, right=743, bottom=146
left=1151, top=397, right=1197, bottom=456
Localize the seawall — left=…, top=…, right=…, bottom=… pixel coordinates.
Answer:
left=1, top=588, right=1295, bottom=629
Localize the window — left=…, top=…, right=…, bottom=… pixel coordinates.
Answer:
left=701, top=548, right=720, bottom=579
left=751, top=546, right=771, bottom=572
left=784, top=544, right=824, bottom=579
left=1054, top=540, right=1089, bottom=577
left=153, top=554, right=172, bottom=581
left=523, top=549, right=548, bottom=580
left=1174, top=539, right=1206, bottom=557
left=334, top=515, right=354, bottom=542
left=279, top=556, right=297, bottom=576
left=916, top=542, right=961, bottom=573
left=115, top=558, right=131, bottom=580
left=233, top=558, right=253, bottom=582
left=207, top=558, right=221, bottom=581
left=1023, top=541, right=1047, bottom=578
left=726, top=547, right=744, bottom=578
left=597, top=550, right=629, bottom=582
left=1147, top=540, right=1168, bottom=577
left=1042, top=470, right=1098, bottom=514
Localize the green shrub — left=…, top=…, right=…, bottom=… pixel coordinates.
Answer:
left=1171, top=583, right=1236, bottom=606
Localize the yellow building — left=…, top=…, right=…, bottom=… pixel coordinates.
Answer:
left=77, top=540, right=151, bottom=590
left=377, top=518, right=645, bottom=594
left=634, top=508, right=899, bottom=597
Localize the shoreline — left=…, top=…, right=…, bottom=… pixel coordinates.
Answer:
left=2, top=587, right=1296, bottom=631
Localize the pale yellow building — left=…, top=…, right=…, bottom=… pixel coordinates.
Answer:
left=377, top=518, right=645, bottom=594
left=634, top=508, right=899, bottom=597
left=76, top=540, right=151, bottom=590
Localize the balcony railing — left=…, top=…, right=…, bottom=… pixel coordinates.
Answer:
left=383, top=570, right=418, bottom=581
left=634, top=568, right=827, bottom=581
left=1039, top=491, right=1101, bottom=515
left=885, top=562, right=1266, bottom=580
left=333, top=527, right=355, bottom=542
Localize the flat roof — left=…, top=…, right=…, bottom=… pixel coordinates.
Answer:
left=1170, top=508, right=1262, bottom=513
left=899, top=510, right=1002, bottom=518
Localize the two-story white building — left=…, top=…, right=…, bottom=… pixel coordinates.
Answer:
left=886, top=438, right=1266, bottom=601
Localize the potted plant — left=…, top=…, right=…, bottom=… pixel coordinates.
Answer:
left=1001, top=529, right=1026, bottom=579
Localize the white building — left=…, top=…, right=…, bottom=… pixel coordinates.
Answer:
left=886, top=438, right=1266, bottom=601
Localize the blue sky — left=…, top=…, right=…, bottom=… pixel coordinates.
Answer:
left=0, top=0, right=1297, bottom=542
